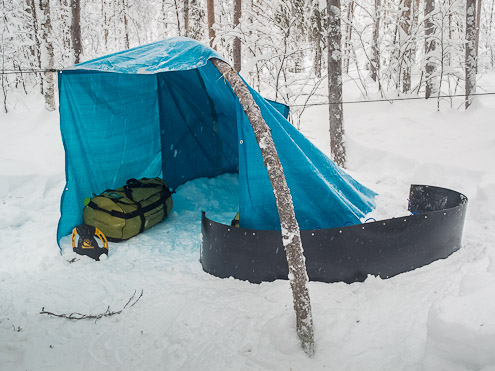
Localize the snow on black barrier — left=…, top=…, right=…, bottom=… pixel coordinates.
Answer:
left=200, top=185, right=468, bottom=284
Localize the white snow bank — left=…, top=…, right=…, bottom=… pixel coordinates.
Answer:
left=2, top=84, right=495, bottom=370
left=423, top=266, right=495, bottom=371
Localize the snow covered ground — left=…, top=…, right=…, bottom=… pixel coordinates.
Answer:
left=1, top=80, right=495, bottom=371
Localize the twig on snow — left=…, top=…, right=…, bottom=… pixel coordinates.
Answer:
left=40, top=290, right=143, bottom=323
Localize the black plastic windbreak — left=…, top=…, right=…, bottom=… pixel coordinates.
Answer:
left=200, top=185, right=468, bottom=284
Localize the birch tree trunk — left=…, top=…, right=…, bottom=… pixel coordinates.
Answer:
left=371, top=0, right=381, bottom=85
left=39, top=0, right=56, bottom=111
left=233, top=0, right=241, bottom=72
left=327, top=0, right=345, bottom=167
left=424, top=0, right=436, bottom=99
left=400, top=0, right=412, bottom=93
left=207, top=0, right=216, bottom=48
left=465, top=0, right=477, bottom=109
left=71, top=0, right=82, bottom=63
left=211, top=58, right=315, bottom=357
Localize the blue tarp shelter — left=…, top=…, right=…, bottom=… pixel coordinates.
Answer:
left=57, top=37, right=376, bottom=245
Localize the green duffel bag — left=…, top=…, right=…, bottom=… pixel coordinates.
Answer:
left=83, top=177, right=173, bottom=241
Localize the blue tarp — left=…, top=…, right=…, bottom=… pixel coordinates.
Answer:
left=57, top=36, right=376, bottom=245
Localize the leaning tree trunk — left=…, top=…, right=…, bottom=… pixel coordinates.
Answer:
left=424, top=0, right=436, bottom=99
left=211, top=58, right=315, bottom=357
left=465, top=0, right=477, bottom=109
left=327, top=0, right=345, bottom=167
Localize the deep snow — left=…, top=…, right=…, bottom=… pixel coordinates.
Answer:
left=1, top=81, right=495, bottom=371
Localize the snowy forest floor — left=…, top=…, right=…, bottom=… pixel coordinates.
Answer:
left=1, top=75, right=495, bottom=371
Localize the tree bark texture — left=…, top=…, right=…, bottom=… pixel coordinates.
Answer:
left=465, top=0, right=477, bottom=109
left=184, top=0, right=190, bottom=37
left=475, top=0, right=481, bottom=73
left=344, top=0, right=354, bottom=73
left=28, top=0, right=42, bottom=68
left=71, top=0, right=82, bottom=64
left=122, top=0, right=129, bottom=49
left=39, top=0, right=55, bottom=111
left=27, top=0, right=43, bottom=93
left=207, top=0, right=216, bottom=48
left=400, top=0, right=412, bottom=93
left=211, top=58, right=315, bottom=357
left=424, top=0, right=436, bottom=99
left=102, top=0, right=109, bottom=47
left=312, top=0, right=322, bottom=78
left=327, top=0, right=345, bottom=167
left=371, top=0, right=381, bottom=84
left=410, top=0, right=420, bottom=65
left=233, top=0, right=241, bottom=72
left=490, top=0, right=495, bottom=68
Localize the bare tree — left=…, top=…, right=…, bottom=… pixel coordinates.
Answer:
left=371, top=0, right=381, bottom=85
left=172, top=0, right=182, bottom=35
left=71, top=0, right=82, bottom=63
left=400, top=0, right=413, bottom=93
left=184, top=0, right=190, bottom=37
left=311, top=0, right=323, bottom=78
left=1, top=2, right=7, bottom=113
left=27, top=0, right=42, bottom=91
left=233, top=0, right=241, bottom=72
left=489, top=0, right=495, bottom=68
left=327, top=0, right=345, bottom=167
left=212, top=58, right=315, bottom=357
left=410, top=0, right=420, bottom=65
left=207, top=0, right=216, bottom=48
left=188, top=0, right=205, bottom=40
left=343, top=0, right=355, bottom=74
left=39, top=0, right=56, bottom=111
left=424, top=0, right=436, bottom=98
left=465, top=0, right=476, bottom=109
left=474, top=0, right=481, bottom=72
left=121, top=0, right=129, bottom=49
left=102, top=0, right=109, bottom=47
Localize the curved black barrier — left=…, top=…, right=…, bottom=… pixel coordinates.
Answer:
left=200, top=185, right=468, bottom=284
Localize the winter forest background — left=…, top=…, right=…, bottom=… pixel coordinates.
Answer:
left=1, top=0, right=491, bottom=163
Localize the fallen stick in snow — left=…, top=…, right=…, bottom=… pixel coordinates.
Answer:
left=40, top=290, right=143, bottom=322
